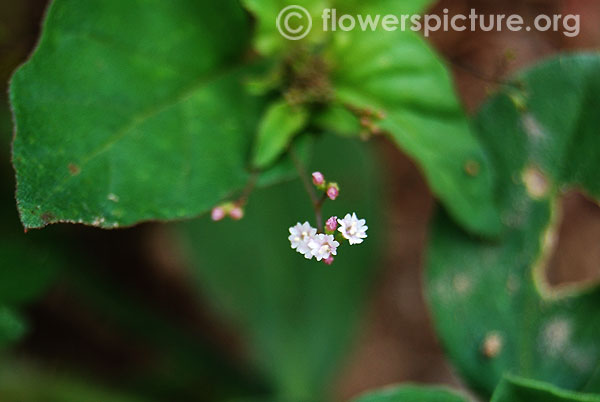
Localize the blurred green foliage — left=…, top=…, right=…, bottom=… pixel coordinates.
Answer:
left=2, top=0, right=600, bottom=401
left=252, top=101, right=309, bottom=169
left=0, top=362, right=153, bottom=402
left=427, top=54, right=600, bottom=397
left=181, top=135, right=384, bottom=401
left=351, top=385, right=468, bottom=402
left=491, top=376, right=600, bottom=402
left=354, top=376, right=600, bottom=402
left=10, top=0, right=501, bottom=238
left=327, top=25, right=500, bottom=236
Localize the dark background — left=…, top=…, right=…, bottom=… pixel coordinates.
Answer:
left=0, top=0, right=599, bottom=400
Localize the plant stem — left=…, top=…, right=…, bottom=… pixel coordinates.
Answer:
left=289, top=146, right=326, bottom=231
left=313, top=193, right=327, bottom=231
left=239, top=171, right=259, bottom=206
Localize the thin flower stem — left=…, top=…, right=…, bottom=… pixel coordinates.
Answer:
left=289, top=146, right=326, bottom=231
left=313, top=193, right=327, bottom=231
left=239, top=171, right=259, bottom=205
left=289, top=147, right=318, bottom=204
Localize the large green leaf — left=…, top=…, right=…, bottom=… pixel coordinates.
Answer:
left=492, top=376, right=600, bottom=402
left=10, top=0, right=264, bottom=229
left=426, top=54, right=600, bottom=396
left=329, top=28, right=500, bottom=236
left=179, top=135, right=384, bottom=400
left=351, top=385, right=469, bottom=402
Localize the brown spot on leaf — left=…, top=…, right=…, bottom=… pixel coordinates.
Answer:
left=453, top=274, right=471, bottom=294
left=464, top=160, right=480, bottom=176
left=522, top=165, right=549, bottom=199
left=523, top=113, right=546, bottom=139
left=482, top=332, right=503, bottom=358
left=542, top=318, right=571, bottom=356
left=41, top=212, right=56, bottom=224
left=68, top=163, right=81, bottom=175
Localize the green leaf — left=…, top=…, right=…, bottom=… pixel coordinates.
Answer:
left=252, top=101, right=309, bottom=169
left=241, top=0, right=328, bottom=56
left=241, top=0, right=432, bottom=56
left=334, top=0, right=431, bottom=15
left=313, top=104, right=362, bottom=138
left=426, top=53, right=600, bottom=397
left=351, top=385, right=469, bottom=402
left=10, top=0, right=263, bottom=229
left=329, top=28, right=500, bottom=236
left=349, top=376, right=600, bottom=402
left=179, top=135, right=384, bottom=400
left=257, top=133, right=314, bottom=188
left=492, top=376, right=600, bottom=402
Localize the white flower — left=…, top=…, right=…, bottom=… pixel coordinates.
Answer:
left=337, top=213, right=368, bottom=245
left=289, top=222, right=317, bottom=259
left=308, top=234, right=340, bottom=261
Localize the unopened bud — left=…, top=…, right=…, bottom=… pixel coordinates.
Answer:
left=312, top=171, right=325, bottom=186
left=211, top=207, right=226, bottom=221
left=326, top=183, right=339, bottom=201
left=323, top=255, right=334, bottom=265
left=325, top=216, right=338, bottom=233
left=229, top=206, right=244, bottom=220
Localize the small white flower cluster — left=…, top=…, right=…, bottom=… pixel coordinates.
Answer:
left=288, top=213, right=368, bottom=265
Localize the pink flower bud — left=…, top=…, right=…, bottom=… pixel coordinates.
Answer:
left=326, top=184, right=339, bottom=201
left=229, top=206, right=244, bottom=220
left=323, top=256, right=334, bottom=265
left=211, top=207, right=226, bottom=221
left=325, top=216, right=338, bottom=233
left=312, top=171, right=325, bottom=186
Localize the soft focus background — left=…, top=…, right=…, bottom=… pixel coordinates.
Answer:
left=0, top=0, right=599, bottom=401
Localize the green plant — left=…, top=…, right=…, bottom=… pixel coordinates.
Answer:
left=4, top=0, right=600, bottom=401
left=10, top=0, right=498, bottom=235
